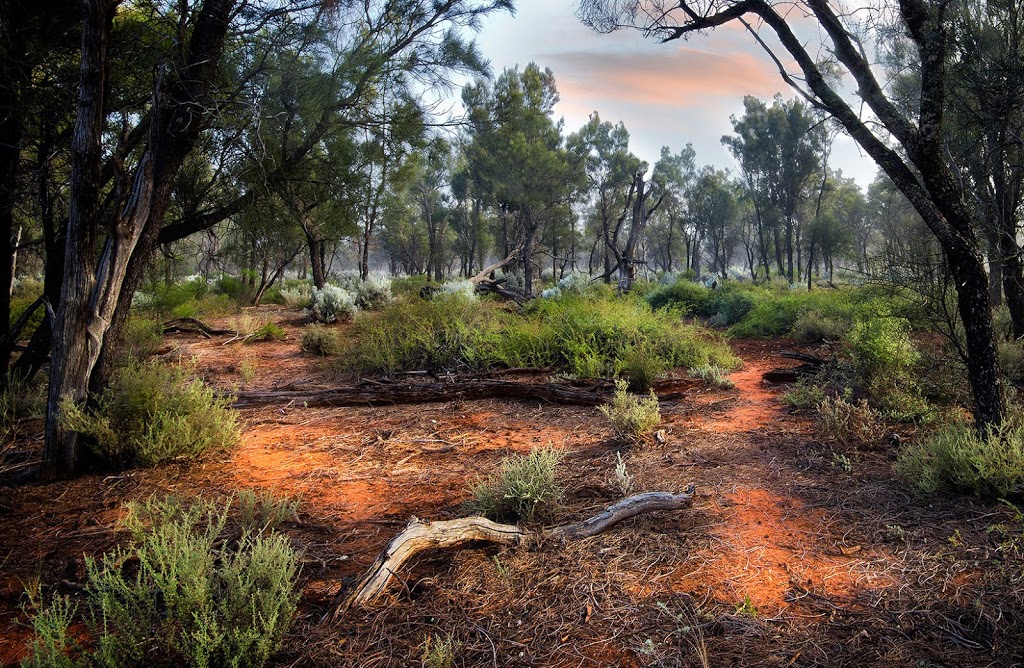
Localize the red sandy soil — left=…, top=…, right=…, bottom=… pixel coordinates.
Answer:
left=1, top=309, right=1021, bottom=667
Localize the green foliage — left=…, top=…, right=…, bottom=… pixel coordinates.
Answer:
left=0, top=375, right=47, bottom=449
left=793, top=311, right=848, bottom=342
left=22, top=495, right=300, bottom=668
left=119, top=317, right=164, bottom=360
left=783, top=379, right=827, bottom=411
left=59, top=361, right=239, bottom=468
left=895, top=416, right=1024, bottom=498
left=847, top=317, right=928, bottom=419
left=136, top=277, right=209, bottom=317
left=420, top=633, right=461, bottom=668
left=599, top=379, right=662, bottom=444
left=278, top=284, right=313, bottom=308
left=618, top=344, right=668, bottom=391
left=645, top=279, right=712, bottom=313
left=236, top=490, right=299, bottom=534
left=300, top=324, right=343, bottom=356
left=689, top=364, right=735, bottom=389
left=9, top=295, right=45, bottom=340
left=19, top=592, right=78, bottom=668
left=341, top=293, right=739, bottom=380
left=999, top=338, right=1024, bottom=387
left=469, top=447, right=564, bottom=523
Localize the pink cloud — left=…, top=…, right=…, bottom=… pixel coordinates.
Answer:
left=552, top=46, right=784, bottom=109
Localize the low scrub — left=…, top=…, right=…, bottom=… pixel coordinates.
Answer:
left=599, top=379, right=662, bottom=444
left=817, top=394, right=885, bottom=449
left=847, top=317, right=928, bottom=420
left=21, top=494, right=300, bottom=668
left=342, top=293, right=738, bottom=379
left=60, top=361, right=238, bottom=468
left=469, top=447, right=564, bottom=522
left=306, top=284, right=357, bottom=323
left=689, top=364, right=735, bottom=389
left=895, top=416, right=1024, bottom=498
left=300, top=324, right=343, bottom=356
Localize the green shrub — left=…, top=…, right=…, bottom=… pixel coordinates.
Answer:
left=9, top=295, right=44, bottom=340
left=469, top=447, right=564, bottom=522
left=706, top=286, right=755, bottom=326
left=236, top=489, right=298, bottom=532
left=599, top=379, right=662, bottom=444
left=59, top=361, right=238, bottom=468
left=1000, top=339, right=1024, bottom=387
left=21, top=495, right=300, bottom=668
left=279, top=283, right=313, bottom=308
left=793, top=311, right=848, bottom=342
left=421, top=633, right=461, bottom=668
left=689, top=364, right=735, bottom=389
left=300, top=324, right=343, bottom=356
left=646, top=279, right=712, bottom=313
left=340, top=293, right=739, bottom=380
left=895, top=416, right=1024, bottom=498
left=120, top=317, right=164, bottom=360
left=618, top=344, right=668, bottom=391
left=847, top=317, right=927, bottom=419
left=783, top=379, right=827, bottom=411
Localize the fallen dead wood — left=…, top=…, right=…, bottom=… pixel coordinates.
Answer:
left=327, top=485, right=696, bottom=620
left=474, top=279, right=529, bottom=303
left=162, top=317, right=235, bottom=338
left=763, top=350, right=827, bottom=383
left=469, top=246, right=522, bottom=285
left=232, top=378, right=612, bottom=408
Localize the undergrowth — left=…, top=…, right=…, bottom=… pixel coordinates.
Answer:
left=469, top=447, right=564, bottom=523
left=59, top=360, right=238, bottom=468
left=340, top=294, right=738, bottom=379
left=20, top=494, right=300, bottom=668
left=895, top=415, right=1024, bottom=499
left=600, top=380, right=662, bottom=445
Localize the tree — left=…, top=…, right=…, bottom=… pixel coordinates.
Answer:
left=463, top=64, right=582, bottom=295
left=42, top=0, right=513, bottom=478
left=578, top=0, right=1007, bottom=430
left=689, top=167, right=738, bottom=280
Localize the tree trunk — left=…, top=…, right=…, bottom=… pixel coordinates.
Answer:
left=43, top=0, right=116, bottom=479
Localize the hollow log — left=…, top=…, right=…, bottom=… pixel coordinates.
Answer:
left=232, top=378, right=612, bottom=409
left=327, top=485, right=696, bottom=620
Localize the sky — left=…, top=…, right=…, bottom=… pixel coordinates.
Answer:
left=469, top=0, right=880, bottom=189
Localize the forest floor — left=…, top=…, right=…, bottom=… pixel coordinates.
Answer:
left=1, top=305, right=1023, bottom=667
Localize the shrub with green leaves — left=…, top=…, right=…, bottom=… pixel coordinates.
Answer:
left=279, top=283, right=313, bottom=308
left=793, top=311, right=848, bottom=342
left=469, top=447, right=564, bottom=522
left=895, top=416, right=1024, bottom=498
left=646, top=279, right=713, bottom=313
left=20, top=495, right=300, bottom=668
left=847, top=317, right=927, bottom=419
left=300, top=324, right=343, bottom=356
left=618, top=344, right=668, bottom=391
left=689, top=364, right=735, bottom=389
left=307, top=284, right=357, bottom=323
left=59, top=361, right=238, bottom=468
left=599, top=379, right=662, bottom=444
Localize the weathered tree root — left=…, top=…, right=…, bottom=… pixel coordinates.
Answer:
left=326, top=485, right=696, bottom=622
left=161, top=317, right=236, bottom=338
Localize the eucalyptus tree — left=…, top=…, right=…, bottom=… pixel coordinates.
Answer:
left=463, top=63, right=583, bottom=295
left=41, top=0, right=513, bottom=478
left=686, top=167, right=737, bottom=280
left=567, top=113, right=643, bottom=281
left=722, top=95, right=823, bottom=282
left=578, top=0, right=1009, bottom=428
left=648, top=144, right=697, bottom=273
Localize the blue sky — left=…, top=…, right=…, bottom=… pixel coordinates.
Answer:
left=471, top=0, right=879, bottom=188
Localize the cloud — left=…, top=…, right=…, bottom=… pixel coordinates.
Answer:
left=549, top=45, right=784, bottom=110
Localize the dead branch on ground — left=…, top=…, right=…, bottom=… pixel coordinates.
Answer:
left=326, top=485, right=696, bottom=620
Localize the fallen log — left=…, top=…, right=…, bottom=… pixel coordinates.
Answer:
left=474, top=280, right=529, bottom=303
left=232, top=378, right=612, bottom=409
left=162, top=317, right=235, bottom=338
left=327, top=485, right=696, bottom=620
left=779, top=350, right=827, bottom=366
left=763, top=350, right=828, bottom=383
left=469, top=246, right=522, bottom=285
